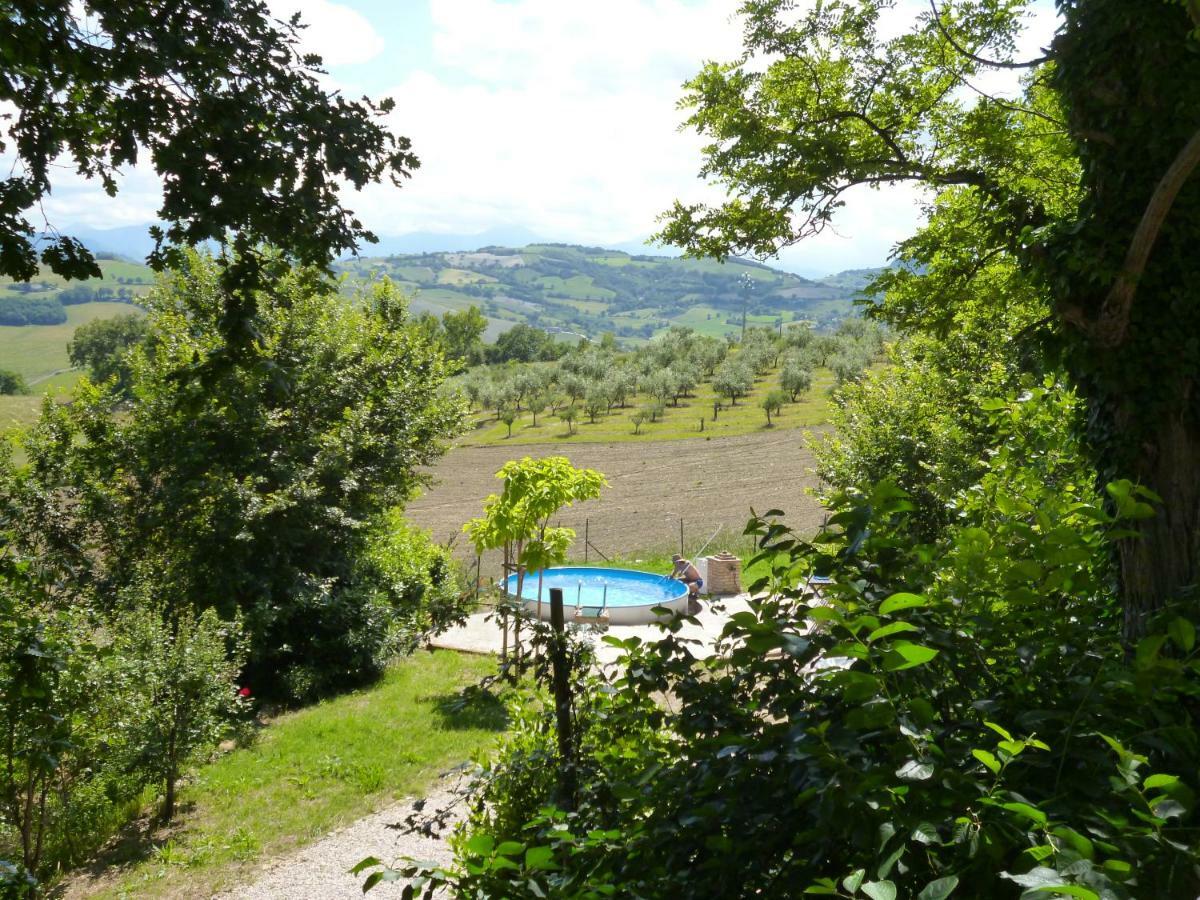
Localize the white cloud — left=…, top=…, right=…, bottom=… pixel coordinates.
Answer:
left=356, top=1, right=747, bottom=243
left=267, top=0, right=385, bottom=66
left=353, top=0, right=927, bottom=272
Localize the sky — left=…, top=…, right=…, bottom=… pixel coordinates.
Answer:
left=27, top=0, right=1057, bottom=277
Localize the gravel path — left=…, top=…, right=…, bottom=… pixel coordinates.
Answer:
left=223, top=780, right=466, bottom=899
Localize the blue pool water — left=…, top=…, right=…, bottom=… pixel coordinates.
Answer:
left=502, top=567, right=687, bottom=608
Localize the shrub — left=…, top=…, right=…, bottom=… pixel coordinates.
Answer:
left=0, top=370, right=27, bottom=396
left=5, top=252, right=465, bottom=703
left=101, top=603, right=247, bottom=821
left=812, top=335, right=1022, bottom=542
left=356, top=511, right=469, bottom=656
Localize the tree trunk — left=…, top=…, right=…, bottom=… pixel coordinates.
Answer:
left=1117, top=410, right=1200, bottom=641
left=164, top=724, right=178, bottom=821
left=1050, top=0, right=1200, bottom=640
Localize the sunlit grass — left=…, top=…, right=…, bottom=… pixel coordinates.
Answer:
left=75, top=650, right=505, bottom=900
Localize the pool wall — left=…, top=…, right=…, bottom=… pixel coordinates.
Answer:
left=518, top=593, right=689, bottom=625
left=503, top=567, right=690, bottom=626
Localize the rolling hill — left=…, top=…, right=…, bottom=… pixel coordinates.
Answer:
left=336, top=244, right=883, bottom=342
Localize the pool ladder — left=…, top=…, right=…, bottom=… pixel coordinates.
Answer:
left=574, top=580, right=609, bottom=624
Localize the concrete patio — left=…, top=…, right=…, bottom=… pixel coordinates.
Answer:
left=431, top=592, right=755, bottom=667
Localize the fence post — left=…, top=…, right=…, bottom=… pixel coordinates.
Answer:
left=680, top=517, right=685, bottom=556
left=474, top=555, right=482, bottom=603
left=548, top=587, right=576, bottom=809
left=500, top=605, right=508, bottom=666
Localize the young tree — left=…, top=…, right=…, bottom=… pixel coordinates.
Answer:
left=560, top=405, right=579, bottom=435
left=499, top=407, right=518, bottom=438
left=640, top=370, right=678, bottom=408
left=671, top=365, right=699, bottom=404
left=630, top=410, right=649, bottom=435
left=584, top=389, right=609, bottom=424
left=761, top=389, right=786, bottom=426
left=527, top=392, right=548, bottom=427
left=712, top=361, right=753, bottom=406
left=113, top=605, right=245, bottom=821
left=10, top=253, right=464, bottom=701
left=464, top=457, right=606, bottom=612
left=779, top=359, right=813, bottom=402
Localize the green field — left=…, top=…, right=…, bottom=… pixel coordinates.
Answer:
left=0, top=301, right=143, bottom=382
left=462, top=365, right=835, bottom=447
left=0, top=301, right=144, bottom=433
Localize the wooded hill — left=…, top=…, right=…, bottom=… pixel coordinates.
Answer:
left=336, top=244, right=883, bottom=342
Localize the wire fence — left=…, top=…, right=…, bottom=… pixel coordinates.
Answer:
left=465, top=513, right=767, bottom=606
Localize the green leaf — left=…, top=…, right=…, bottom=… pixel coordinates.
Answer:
left=867, top=622, right=919, bottom=642
left=496, top=841, right=525, bottom=856
left=862, top=881, right=896, bottom=900
left=842, top=868, right=866, bottom=893
left=525, top=846, right=557, bottom=870
left=350, top=856, right=381, bottom=876
left=879, top=592, right=926, bottom=615
left=465, top=834, right=495, bottom=857
left=1030, top=887, right=1099, bottom=899
left=1168, top=617, right=1196, bottom=652
left=883, top=641, right=939, bottom=671
left=972, top=748, right=1001, bottom=774
left=1049, top=826, right=1093, bottom=860
left=984, top=721, right=1014, bottom=741
left=1001, top=801, right=1048, bottom=827
left=917, top=875, right=959, bottom=900
left=804, top=881, right=840, bottom=895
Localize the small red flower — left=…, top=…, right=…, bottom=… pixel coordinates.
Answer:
left=238, top=687, right=252, bottom=698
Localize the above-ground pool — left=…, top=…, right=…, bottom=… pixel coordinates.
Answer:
left=502, top=566, right=689, bottom=626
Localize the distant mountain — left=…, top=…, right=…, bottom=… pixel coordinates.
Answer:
left=337, top=243, right=887, bottom=342
left=354, top=225, right=550, bottom=257
left=815, top=260, right=905, bottom=295
left=52, top=224, right=159, bottom=261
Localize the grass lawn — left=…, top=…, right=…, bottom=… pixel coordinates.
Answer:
left=71, top=650, right=504, bottom=900
left=462, top=366, right=835, bottom=447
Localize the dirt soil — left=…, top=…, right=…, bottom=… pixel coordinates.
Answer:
left=408, top=429, right=828, bottom=576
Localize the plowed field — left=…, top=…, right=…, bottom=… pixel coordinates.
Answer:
left=407, top=429, right=828, bottom=575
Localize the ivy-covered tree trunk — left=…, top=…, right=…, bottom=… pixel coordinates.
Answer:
left=1052, top=0, right=1200, bottom=639
left=1116, top=415, right=1200, bottom=637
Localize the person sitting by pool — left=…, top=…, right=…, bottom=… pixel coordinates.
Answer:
left=671, top=554, right=703, bottom=602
